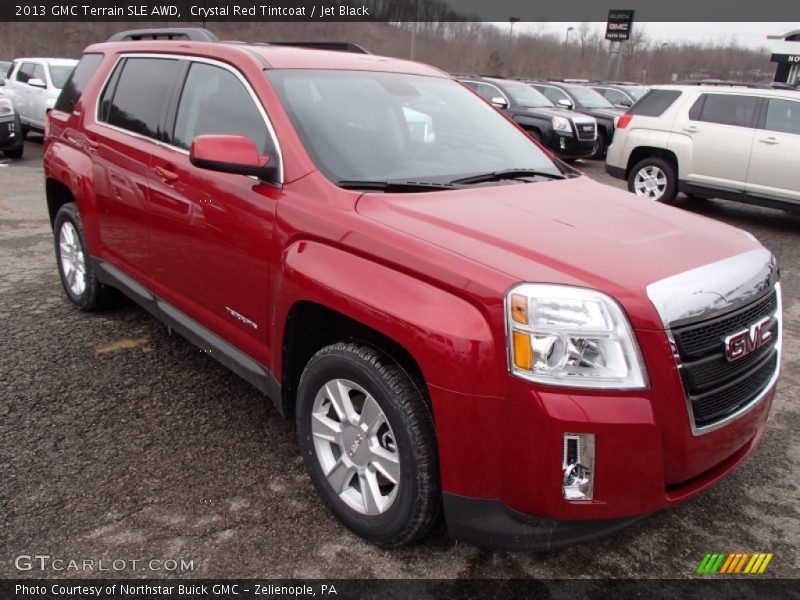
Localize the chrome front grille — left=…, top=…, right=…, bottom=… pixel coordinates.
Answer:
left=671, top=290, right=780, bottom=428
left=575, top=122, right=597, bottom=141
left=646, top=248, right=781, bottom=435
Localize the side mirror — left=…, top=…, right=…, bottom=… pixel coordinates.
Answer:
left=491, top=96, right=509, bottom=109
left=190, top=134, right=277, bottom=181
left=28, top=78, right=46, bottom=88
left=557, top=98, right=574, bottom=110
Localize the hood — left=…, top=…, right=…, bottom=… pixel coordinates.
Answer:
left=356, top=176, right=760, bottom=330
left=584, top=107, right=624, bottom=121
left=517, top=106, right=577, bottom=120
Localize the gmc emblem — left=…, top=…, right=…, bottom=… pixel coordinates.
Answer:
left=724, top=316, right=773, bottom=362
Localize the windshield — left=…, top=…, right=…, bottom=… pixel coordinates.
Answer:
left=267, top=70, right=561, bottom=184
left=567, top=85, right=614, bottom=109
left=500, top=81, right=554, bottom=108
left=49, top=65, right=74, bottom=89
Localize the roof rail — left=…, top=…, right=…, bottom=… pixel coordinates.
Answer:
left=676, top=79, right=780, bottom=89
left=266, top=41, right=370, bottom=54
left=107, top=28, right=219, bottom=42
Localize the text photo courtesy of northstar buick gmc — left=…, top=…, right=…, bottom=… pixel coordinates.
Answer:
left=43, top=28, right=782, bottom=550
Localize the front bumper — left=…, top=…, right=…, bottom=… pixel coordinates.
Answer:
left=432, top=342, right=775, bottom=549
left=549, top=133, right=595, bottom=159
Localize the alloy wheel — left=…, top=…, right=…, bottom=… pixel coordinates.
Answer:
left=633, top=165, right=668, bottom=200
left=311, top=378, right=401, bottom=516
left=59, top=221, right=87, bottom=296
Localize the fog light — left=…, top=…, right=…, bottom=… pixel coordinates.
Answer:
left=562, top=433, right=595, bottom=501
left=559, top=137, right=566, bottom=149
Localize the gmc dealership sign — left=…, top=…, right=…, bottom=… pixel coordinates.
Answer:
left=606, top=10, right=634, bottom=41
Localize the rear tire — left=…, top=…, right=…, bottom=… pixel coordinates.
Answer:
left=296, top=342, right=440, bottom=547
left=627, top=157, right=678, bottom=204
left=4, top=146, right=23, bottom=159
left=53, top=202, right=110, bottom=311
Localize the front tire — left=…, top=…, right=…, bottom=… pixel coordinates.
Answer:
left=3, top=146, right=23, bottom=159
left=627, top=157, right=678, bottom=203
left=590, top=130, right=607, bottom=160
left=296, top=342, right=440, bottom=547
left=53, top=202, right=110, bottom=311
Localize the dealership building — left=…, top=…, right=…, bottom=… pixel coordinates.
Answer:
left=769, top=29, right=800, bottom=85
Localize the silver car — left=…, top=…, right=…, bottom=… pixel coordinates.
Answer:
left=3, top=58, right=77, bottom=134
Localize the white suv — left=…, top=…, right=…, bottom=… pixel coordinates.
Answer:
left=3, top=58, right=77, bottom=135
left=606, top=84, right=800, bottom=210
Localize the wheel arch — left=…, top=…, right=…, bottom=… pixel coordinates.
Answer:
left=626, top=146, right=679, bottom=180
left=272, top=241, right=501, bottom=417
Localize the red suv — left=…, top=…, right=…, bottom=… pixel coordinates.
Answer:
left=44, top=29, right=782, bottom=550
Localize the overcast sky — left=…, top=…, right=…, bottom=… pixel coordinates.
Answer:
left=521, top=22, right=800, bottom=48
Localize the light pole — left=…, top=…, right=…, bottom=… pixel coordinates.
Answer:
left=565, top=26, right=574, bottom=44
left=661, top=43, right=672, bottom=83
left=508, top=17, right=520, bottom=46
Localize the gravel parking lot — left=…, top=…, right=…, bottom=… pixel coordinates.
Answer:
left=1, top=137, right=798, bottom=579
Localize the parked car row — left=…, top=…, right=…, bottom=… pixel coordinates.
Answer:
left=454, top=76, right=650, bottom=160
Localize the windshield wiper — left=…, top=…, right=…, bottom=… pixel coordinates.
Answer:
left=336, top=180, right=456, bottom=192
left=449, top=169, right=566, bottom=185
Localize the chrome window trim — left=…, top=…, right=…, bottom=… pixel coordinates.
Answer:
left=647, top=249, right=781, bottom=436
left=93, top=52, right=284, bottom=185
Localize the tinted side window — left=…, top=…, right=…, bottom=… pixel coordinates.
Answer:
left=688, top=96, right=704, bottom=120
left=695, top=94, right=760, bottom=128
left=16, top=63, right=35, bottom=83
left=764, top=98, right=800, bottom=135
left=54, top=53, right=103, bottom=113
left=604, top=89, right=628, bottom=105
left=629, top=90, right=682, bottom=117
left=539, top=86, right=568, bottom=105
left=31, top=64, right=46, bottom=83
left=104, top=58, right=182, bottom=141
left=172, top=62, right=270, bottom=153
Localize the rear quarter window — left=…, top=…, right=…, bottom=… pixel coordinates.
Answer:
left=54, top=54, right=103, bottom=113
left=628, top=90, right=682, bottom=117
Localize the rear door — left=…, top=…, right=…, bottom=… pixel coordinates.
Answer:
left=745, top=96, right=800, bottom=204
left=147, top=59, right=280, bottom=361
left=671, top=92, right=761, bottom=192
left=88, top=55, right=183, bottom=278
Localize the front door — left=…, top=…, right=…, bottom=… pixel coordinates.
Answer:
left=147, top=59, right=280, bottom=361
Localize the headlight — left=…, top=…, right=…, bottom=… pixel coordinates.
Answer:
left=0, top=98, right=14, bottom=117
left=506, top=284, right=648, bottom=389
left=552, top=116, right=571, bottom=133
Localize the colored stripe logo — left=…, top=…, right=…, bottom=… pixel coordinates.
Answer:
left=696, top=552, right=774, bottom=574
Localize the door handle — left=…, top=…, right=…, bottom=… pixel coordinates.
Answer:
left=759, top=137, right=779, bottom=145
left=85, top=136, right=100, bottom=152
left=682, top=126, right=699, bottom=133
left=153, top=165, right=179, bottom=184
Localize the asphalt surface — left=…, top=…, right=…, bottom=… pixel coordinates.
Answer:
left=1, top=137, right=799, bottom=580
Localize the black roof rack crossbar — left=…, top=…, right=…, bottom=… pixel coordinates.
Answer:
left=676, top=79, right=788, bottom=89
left=266, top=41, right=370, bottom=54
left=107, top=28, right=219, bottom=43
